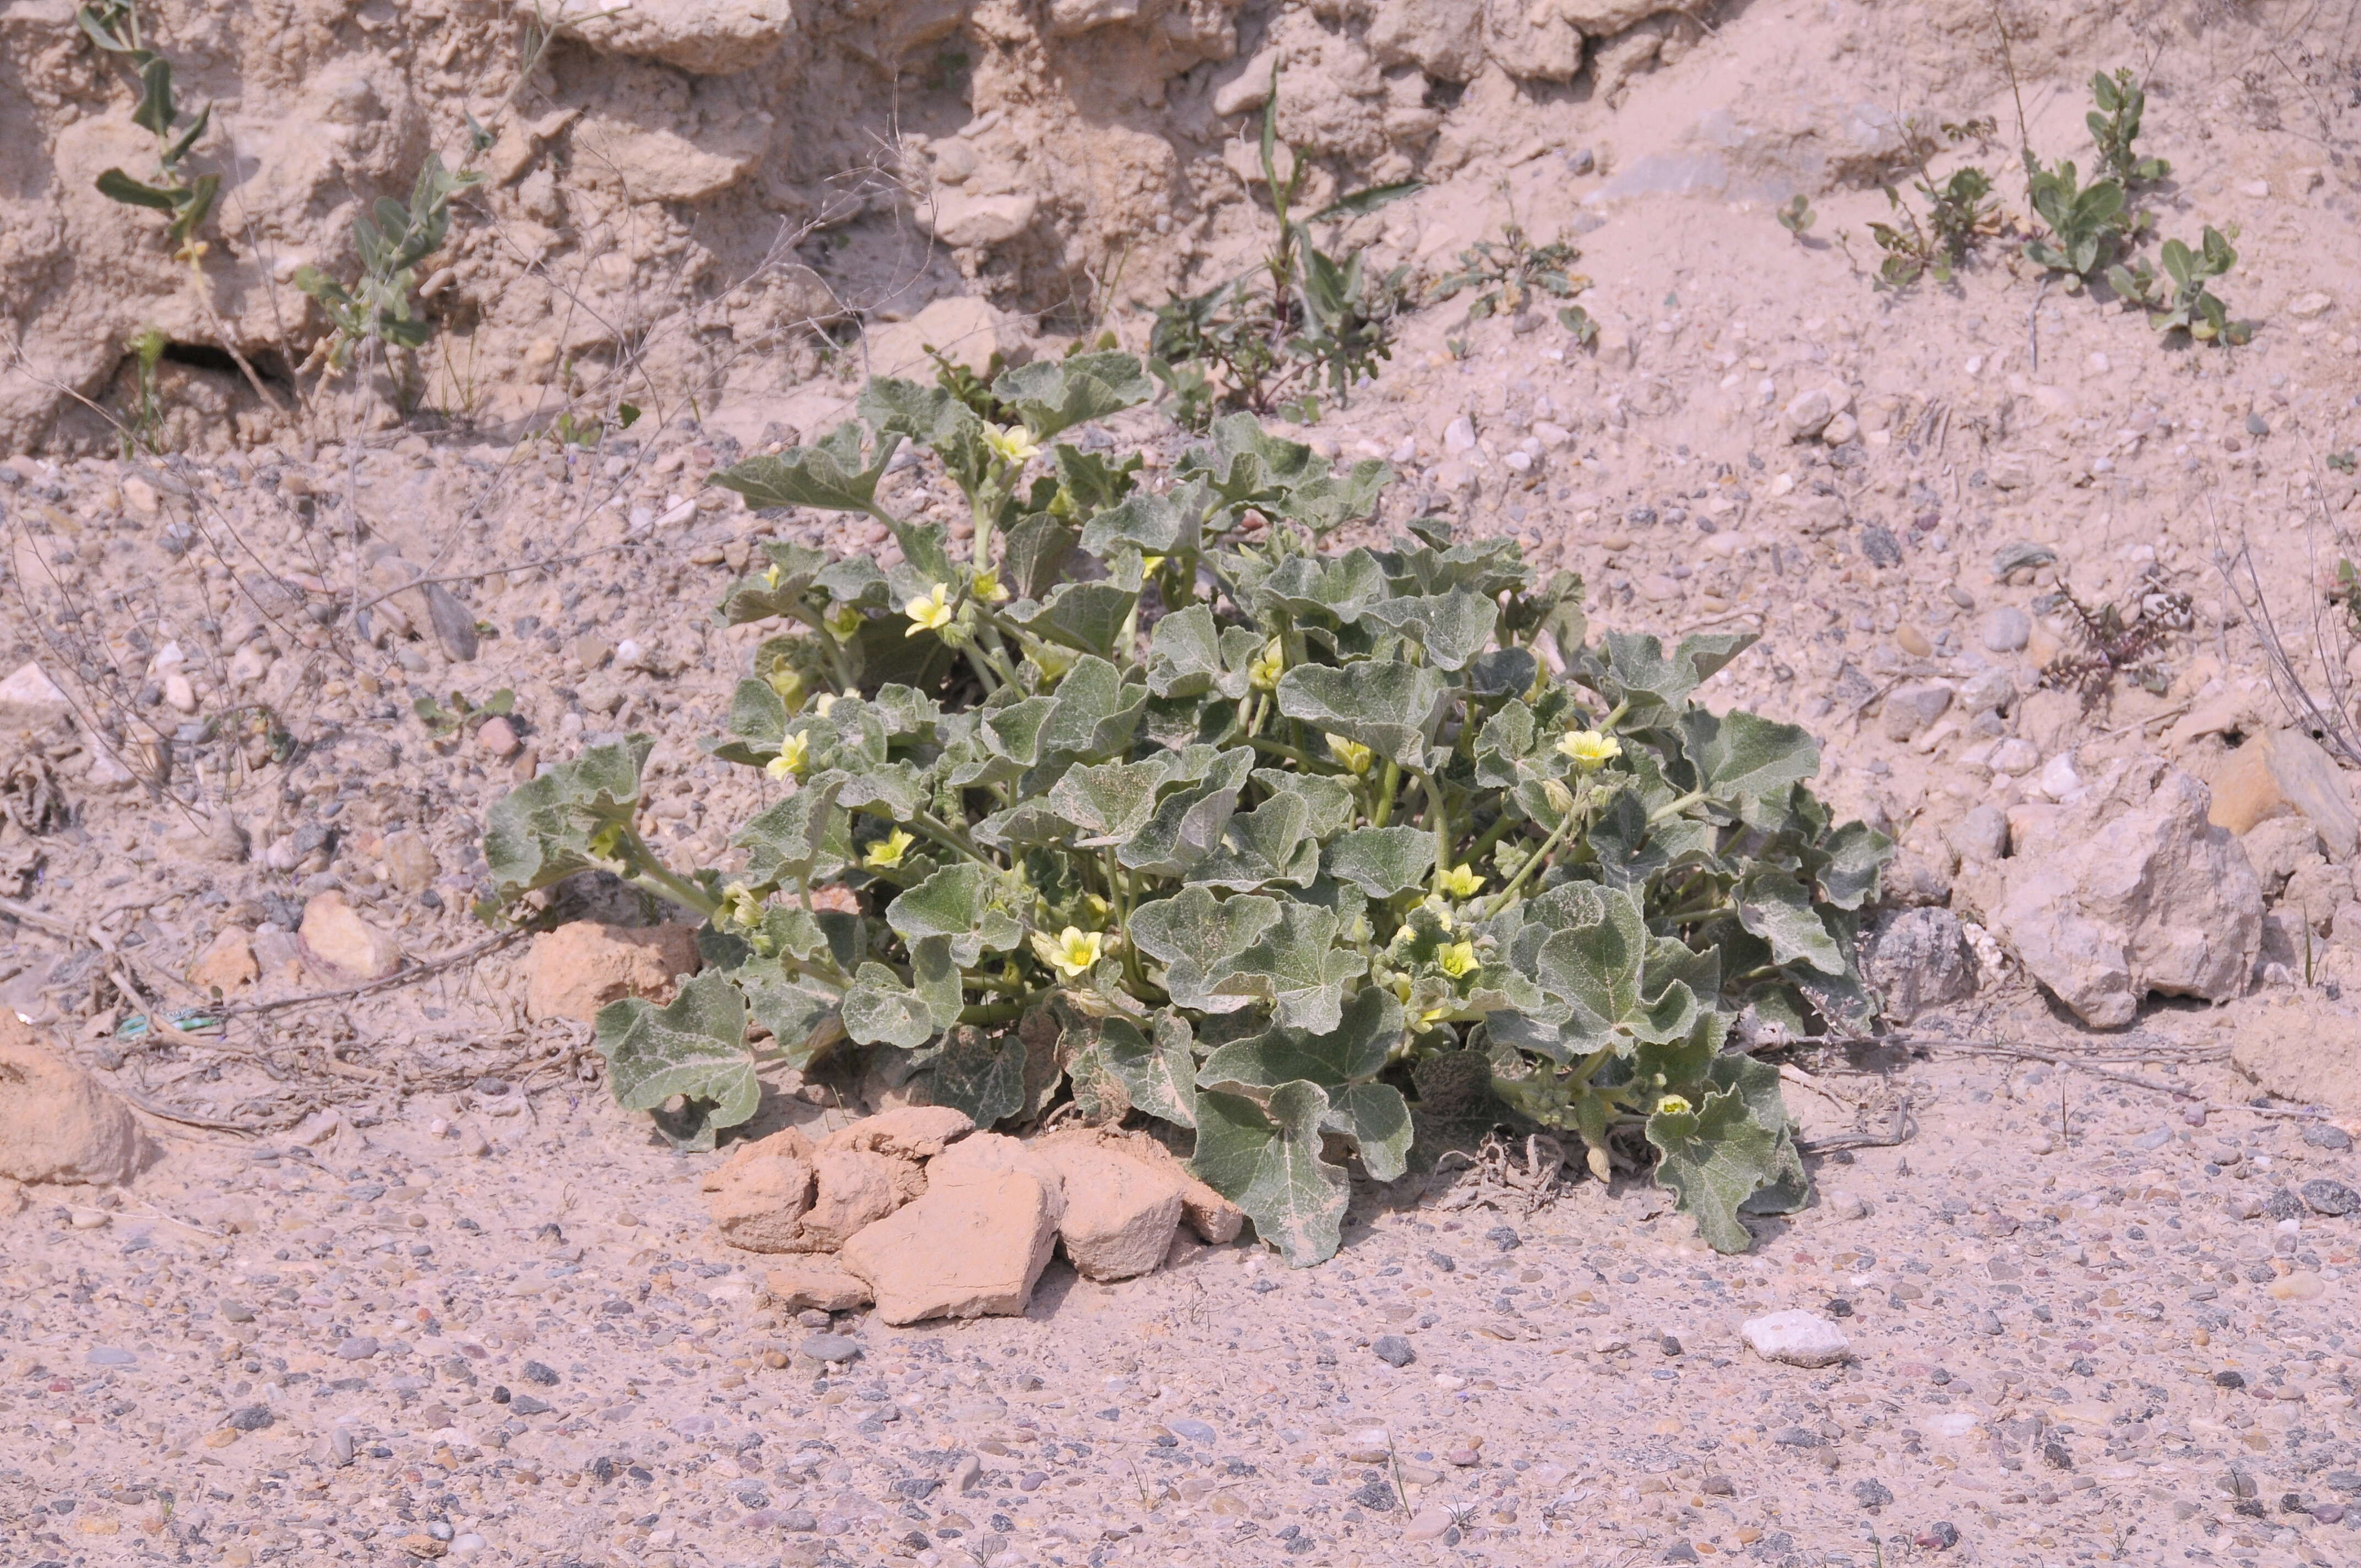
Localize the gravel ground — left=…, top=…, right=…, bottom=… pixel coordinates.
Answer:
left=8, top=994, right=2361, bottom=1568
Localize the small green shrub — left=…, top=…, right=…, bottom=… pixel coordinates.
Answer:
left=2108, top=225, right=2250, bottom=345
left=478, top=351, right=1889, bottom=1261
left=2022, top=159, right=2124, bottom=285
left=1776, top=194, right=1815, bottom=238
left=1147, top=71, right=1416, bottom=428
left=1428, top=206, right=1590, bottom=322
left=294, top=157, right=480, bottom=371
left=1869, top=166, right=1995, bottom=287
left=2087, top=68, right=2168, bottom=189
left=78, top=1, right=218, bottom=262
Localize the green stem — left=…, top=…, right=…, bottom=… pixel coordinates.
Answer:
left=1479, top=805, right=1583, bottom=920
left=1372, top=759, right=1402, bottom=829
left=1245, top=734, right=1326, bottom=769
left=626, top=847, right=719, bottom=921
left=1600, top=699, right=1631, bottom=732
left=905, top=808, right=997, bottom=869
left=1421, top=771, right=1451, bottom=875
left=1465, top=811, right=1518, bottom=865
left=1648, top=788, right=1709, bottom=826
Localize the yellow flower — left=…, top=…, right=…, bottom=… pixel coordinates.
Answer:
left=1434, top=863, right=1485, bottom=900
left=983, top=423, right=1041, bottom=467
left=863, top=827, right=915, bottom=870
left=1247, top=638, right=1285, bottom=692
left=759, top=562, right=784, bottom=590
left=1437, top=940, right=1478, bottom=979
left=721, top=883, right=764, bottom=930
left=905, top=583, right=957, bottom=636
left=1141, top=554, right=1166, bottom=575
left=812, top=693, right=839, bottom=718
left=1653, top=1093, right=1693, bottom=1117
left=973, top=567, right=1012, bottom=605
left=826, top=604, right=865, bottom=639
left=1556, top=729, right=1623, bottom=771
left=1326, top=734, right=1373, bottom=775
left=764, top=729, right=811, bottom=780
left=765, top=665, right=807, bottom=710
left=1031, top=925, right=1105, bottom=979
left=1419, top=1005, right=1454, bottom=1028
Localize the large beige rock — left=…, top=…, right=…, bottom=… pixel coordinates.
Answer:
left=928, top=1132, right=1068, bottom=1224
left=703, top=1128, right=817, bottom=1253
left=1034, top=1138, right=1185, bottom=1281
left=1367, top=0, right=1485, bottom=80
left=0, top=1020, right=146, bottom=1185
left=2229, top=993, right=2361, bottom=1114
left=2209, top=728, right=2359, bottom=859
left=764, top=1256, right=874, bottom=1313
left=819, top=1105, right=975, bottom=1161
left=573, top=115, right=760, bottom=203
left=187, top=928, right=260, bottom=994
left=920, top=190, right=1039, bottom=248
left=799, top=1148, right=921, bottom=1251
left=0, top=661, right=73, bottom=737
left=867, top=297, right=1004, bottom=382
left=1995, top=760, right=2262, bottom=1028
left=1482, top=0, right=1584, bottom=82
left=1045, top=1126, right=1243, bottom=1244
left=555, top=0, right=797, bottom=74
left=839, top=1169, right=1060, bottom=1325
left=525, top=922, right=701, bottom=1022
left=298, top=892, right=404, bottom=982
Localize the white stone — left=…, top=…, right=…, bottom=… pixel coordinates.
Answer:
left=2289, top=291, right=2336, bottom=320
left=1781, top=389, right=1833, bottom=440
left=2035, top=752, right=2085, bottom=802
left=1742, top=1310, right=1850, bottom=1368
left=0, top=661, right=73, bottom=735
left=921, top=190, right=1038, bottom=248
left=1442, top=416, right=1477, bottom=454
left=1989, top=738, right=2040, bottom=776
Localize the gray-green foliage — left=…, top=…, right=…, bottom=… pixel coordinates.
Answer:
left=477, top=350, right=1888, bottom=1259
left=293, top=156, right=481, bottom=370
left=78, top=1, right=218, bottom=260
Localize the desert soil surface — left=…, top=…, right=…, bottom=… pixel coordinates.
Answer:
left=9, top=2, right=2361, bottom=1566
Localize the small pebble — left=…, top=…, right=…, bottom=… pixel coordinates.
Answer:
left=1372, top=1335, right=1416, bottom=1368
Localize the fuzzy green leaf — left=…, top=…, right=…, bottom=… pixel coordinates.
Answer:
left=1325, top=1081, right=1413, bottom=1182
left=711, top=423, right=901, bottom=514
left=1198, top=984, right=1401, bottom=1090
left=1188, top=793, right=1321, bottom=892
left=1735, top=867, right=1848, bottom=976
left=1589, top=629, right=1755, bottom=715
left=841, top=937, right=962, bottom=1049
left=1360, top=586, right=1499, bottom=671
left=1320, top=826, right=1435, bottom=898
left=481, top=734, right=651, bottom=900
left=595, top=971, right=755, bottom=1151
left=732, top=780, right=848, bottom=886
left=1131, top=885, right=1281, bottom=1014
left=1683, top=708, right=1820, bottom=805
left=993, top=352, right=1155, bottom=439
left=1098, top=1011, right=1200, bottom=1128
left=926, top=1027, right=1029, bottom=1128
left=1079, top=489, right=1199, bottom=560
left=739, top=970, right=846, bottom=1072
left=886, top=863, right=1026, bottom=967
left=1190, top=1081, right=1349, bottom=1266
left=1209, top=903, right=1368, bottom=1032
left=1275, top=659, right=1449, bottom=768
left=1646, top=1084, right=1782, bottom=1254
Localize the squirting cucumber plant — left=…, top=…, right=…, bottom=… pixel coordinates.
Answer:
left=477, top=351, right=1890, bottom=1263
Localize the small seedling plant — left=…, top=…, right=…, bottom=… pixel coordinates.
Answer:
left=294, top=157, right=481, bottom=371
left=78, top=0, right=219, bottom=263
left=2022, top=159, right=2125, bottom=286
left=478, top=351, right=1890, bottom=1262
left=2108, top=225, right=2251, bottom=345
left=1147, top=70, right=1415, bottom=428
left=1869, top=166, right=1996, bottom=287
left=1776, top=195, right=1815, bottom=239
left=1428, top=213, right=1591, bottom=323
left=2087, top=68, right=2169, bottom=189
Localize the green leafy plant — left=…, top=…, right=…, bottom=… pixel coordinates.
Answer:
left=2022, top=159, right=2125, bottom=285
left=1868, top=166, right=1995, bottom=287
left=118, top=326, right=169, bottom=456
left=548, top=404, right=641, bottom=449
left=2087, top=68, right=2168, bottom=188
left=2107, top=225, right=2251, bottom=345
left=477, top=351, right=1890, bottom=1260
left=78, top=1, right=218, bottom=262
left=1428, top=204, right=1591, bottom=322
left=293, top=156, right=481, bottom=371
left=1146, top=69, right=1416, bottom=427
left=1776, top=194, right=1815, bottom=238
left=1555, top=306, right=1598, bottom=347
left=2330, top=451, right=2358, bottom=476
left=415, top=686, right=514, bottom=739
